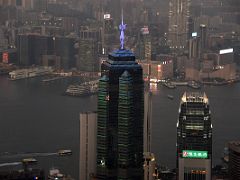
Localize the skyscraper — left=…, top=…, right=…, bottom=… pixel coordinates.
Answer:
left=137, top=27, right=151, bottom=61
left=16, top=34, right=50, bottom=66
left=168, top=0, right=191, bottom=50
left=102, top=15, right=117, bottom=55
left=177, top=92, right=212, bottom=180
left=97, top=14, right=144, bottom=180
left=189, top=34, right=200, bottom=59
left=79, top=112, right=97, bottom=180
left=77, top=39, right=98, bottom=72
left=228, top=141, right=240, bottom=180
left=199, top=24, right=207, bottom=51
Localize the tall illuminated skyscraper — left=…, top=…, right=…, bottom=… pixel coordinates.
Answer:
left=177, top=92, right=212, bottom=180
left=97, top=13, right=144, bottom=180
left=168, top=0, right=191, bottom=50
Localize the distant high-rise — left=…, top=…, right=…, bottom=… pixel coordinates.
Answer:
left=177, top=92, right=212, bottom=180
left=16, top=34, right=76, bottom=69
left=168, top=0, right=190, bottom=50
left=16, top=34, right=51, bottom=66
left=228, top=141, right=240, bottom=180
left=199, top=24, right=207, bottom=51
left=189, top=35, right=200, bottom=59
left=77, top=39, right=98, bottom=72
left=79, top=112, right=97, bottom=180
left=2, top=0, right=35, bottom=9
left=97, top=15, right=144, bottom=180
left=102, top=16, right=117, bottom=55
left=138, top=27, right=151, bottom=61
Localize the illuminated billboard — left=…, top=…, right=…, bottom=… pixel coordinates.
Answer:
left=2, top=52, right=9, bottom=63
left=192, top=32, right=197, bottom=37
left=141, top=26, right=149, bottom=35
left=104, top=14, right=111, bottom=19
left=157, top=65, right=161, bottom=72
left=219, top=48, right=233, bottom=55
left=182, top=150, right=208, bottom=159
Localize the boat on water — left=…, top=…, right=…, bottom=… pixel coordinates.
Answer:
left=58, top=149, right=72, bottom=156
left=64, top=82, right=98, bottom=97
left=222, top=147, right=229, bottom=163
left=22, top=158, right=37, bottom=164
left=163, top=82, right=176, bottom=89
left=48, top=168, right=64, bottom=180
left=167, top=95, right=174, bottom=100
left=188, top=81, right=201, bottom=89
left=9, top=67, right=53, bottom=80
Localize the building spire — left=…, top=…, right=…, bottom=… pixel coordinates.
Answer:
left=119, top=9, right=126, bottom=50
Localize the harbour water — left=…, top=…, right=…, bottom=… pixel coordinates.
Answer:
left=0, top=76, right=240, bottom=179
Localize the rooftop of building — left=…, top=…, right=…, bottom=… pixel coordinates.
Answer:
left=181, top=92, right=209, bottom=104
left=109, top=49, right=135, bottom=58
left=228, top=141, right=240, bottom=153
left=106, top=49, right=139, bottom=65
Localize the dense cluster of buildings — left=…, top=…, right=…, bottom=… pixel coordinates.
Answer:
left=77, top=9, right=239, bottom=180
left=0, top=0, right=239, bottom=82
left=0, top=0, right=240, bottom=180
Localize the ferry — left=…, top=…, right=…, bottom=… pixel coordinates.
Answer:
left=188, top=81, right=201, bottom=89
left=163, top=82, right=176, bottom=89
left=65, top=82, right=98, bottom=97
left=9, top=70, right=28, bottom=80
left=9, top=67, right=53, bottom=80
left=48, top=168, right=64, bottom=180
left=167, top=95, right=174, bottom=100
left=171, top=81, right=188, bottom=86
left=58, top=149, right=72, bottom=156
left=22, top=158, right=37, bottom=164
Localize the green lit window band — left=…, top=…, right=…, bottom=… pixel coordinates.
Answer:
left=182, top=150, right=208, bottom=159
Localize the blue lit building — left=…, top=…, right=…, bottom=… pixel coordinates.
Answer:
left=97, top=48, right=144, bottom=179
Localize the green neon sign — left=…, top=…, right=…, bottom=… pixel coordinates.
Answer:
left=182, top=150, right=208, bottom=159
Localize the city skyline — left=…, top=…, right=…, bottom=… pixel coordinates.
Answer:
left=0, top=0, right=239, bottom=180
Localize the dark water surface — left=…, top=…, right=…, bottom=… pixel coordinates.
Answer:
left=0, top=76, right=240, bottom=179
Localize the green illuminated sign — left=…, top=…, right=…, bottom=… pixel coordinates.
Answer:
left=182, top=150, right=208, bottom=159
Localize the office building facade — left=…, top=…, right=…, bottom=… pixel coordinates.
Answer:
left=177, top=92, right=212, bottom=180
left=79, top=112, right=97, bottom=180
left=228, top=141, right=240, bottom=180
left=143, top=152, right=158, bottom=180
left=144, top=91, right=152, bottom=153
left=137, top=27, right=151, bottom=61
left=97, top=49, right=144, bottom=180
left=77, top=39, right=98, bottom=72
left=16, top=34, right=76, bottom=69
left=189, top=36, right=200, bottom=59
left=199, top=24, right=207, bottom=51
left=168, top=0, right=191, bottom=50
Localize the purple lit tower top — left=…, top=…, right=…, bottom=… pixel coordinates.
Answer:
left=119, top=10, right=126, bottom=50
